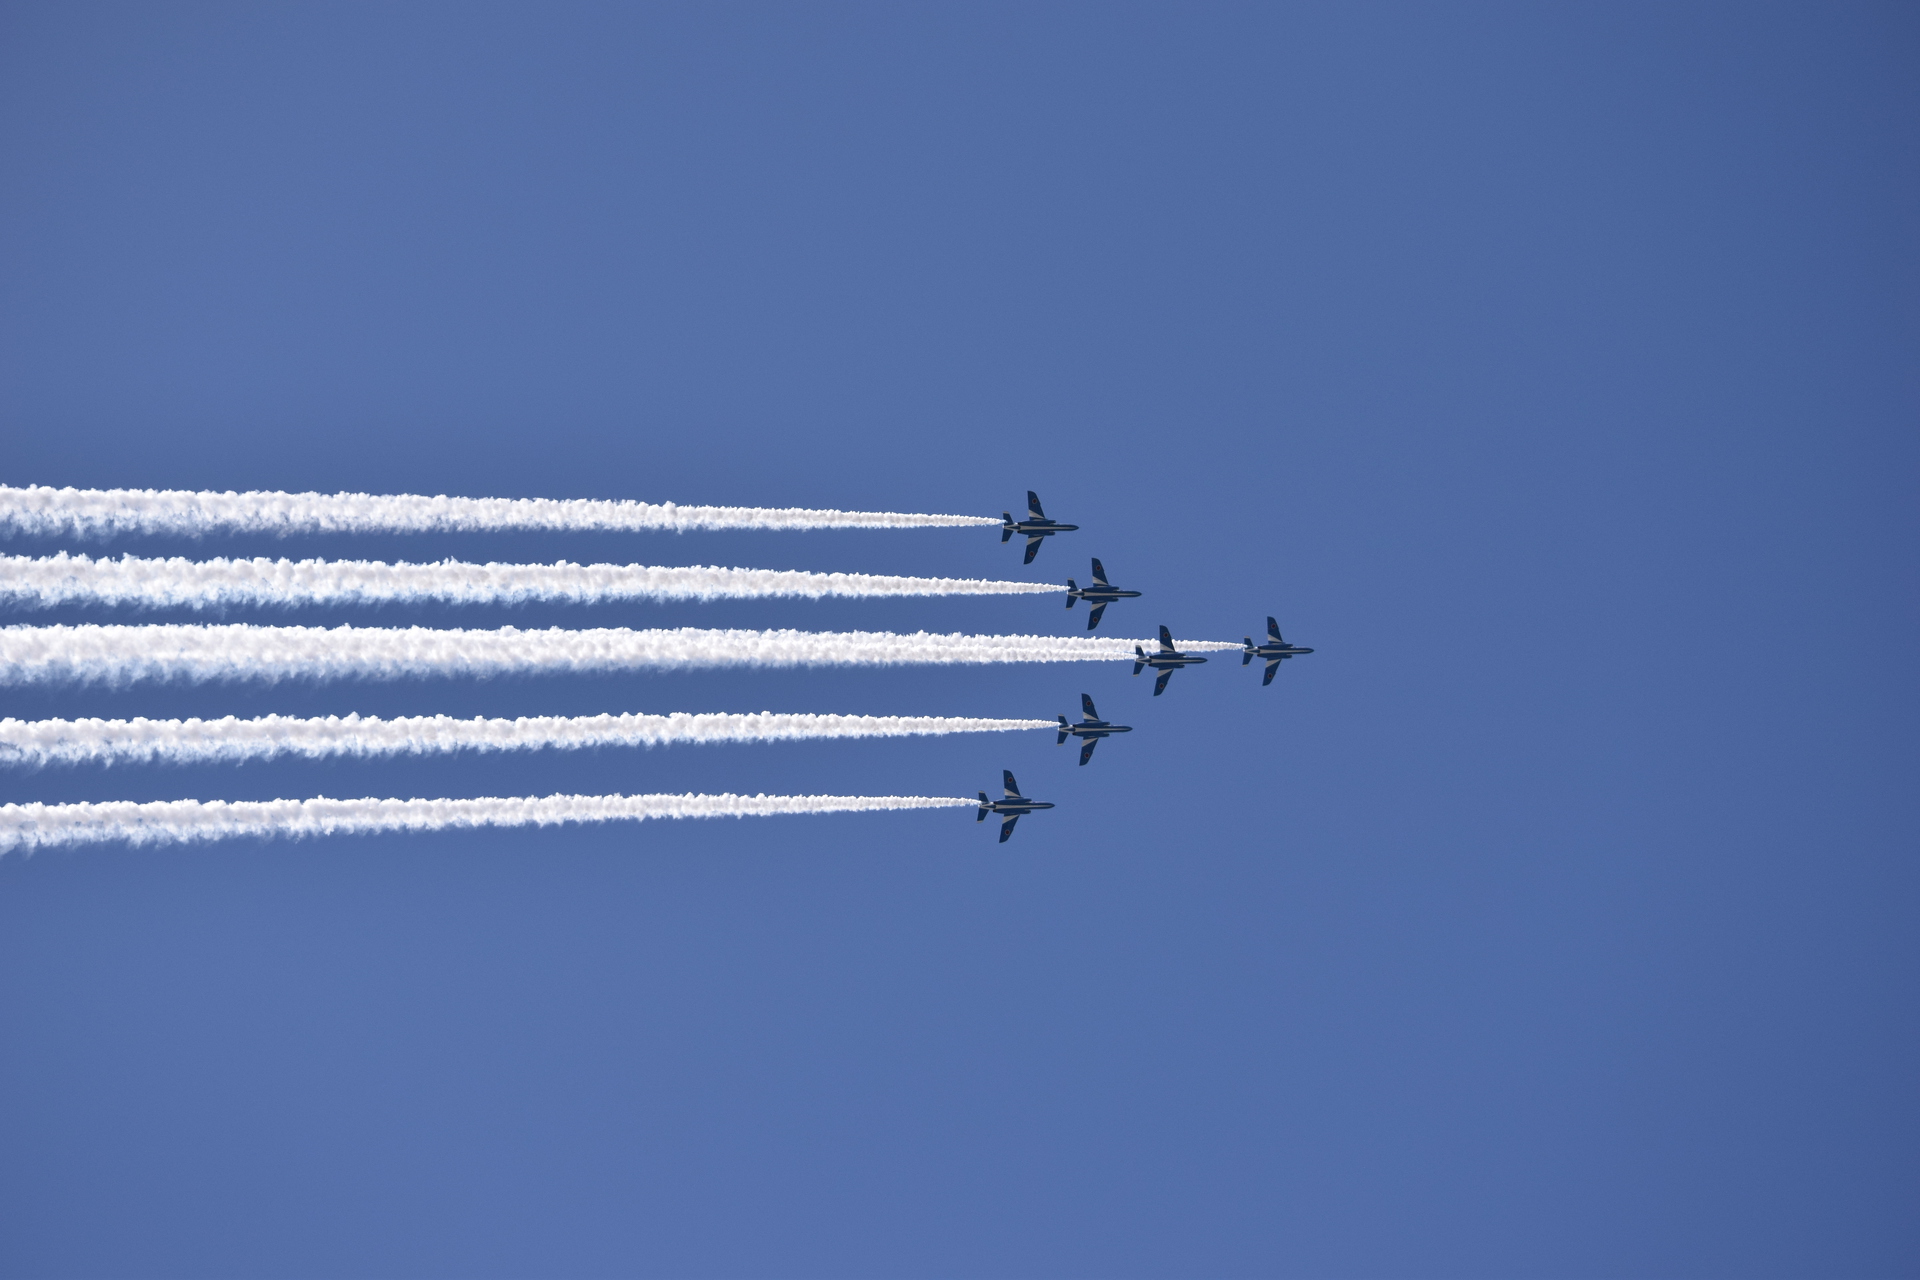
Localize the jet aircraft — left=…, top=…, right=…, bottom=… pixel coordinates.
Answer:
left=1243, top=616, right=1315, bottom=686
left=1057, top=693, right=1132, bottom=766
left=1001, top=491, right=1079, bottom=564
left=1133, top=624, right=1209, bottom=696
left=1064, top=558, right=1142, bottom=630
left=977, top=770, right=1054, bottom=842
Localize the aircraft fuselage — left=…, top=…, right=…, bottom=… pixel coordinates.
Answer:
left=1008, top=520, right=1077, bottom=537
left=1249, top=644, right=1314, bottom=660
left=1068, top=586, right=1141, bottom=603
left=1065, top=722, right=1132, bottom=739
left=1141, top=653, right=1207, bottom=669
left=983, top=800, right=1055, bottom=816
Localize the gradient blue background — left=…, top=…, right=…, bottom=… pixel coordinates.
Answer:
left=1, top=4, right=1915, bottom=1277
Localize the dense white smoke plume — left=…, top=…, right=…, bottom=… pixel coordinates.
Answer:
left=0, top=552, right=1062, bottom=608
left=0, top=791, right=977, bottom=854
left=0, top=710, right=1054, bottom=768
left=0, top=624, right=1241, bottom=686
left=0, top=484, right=999, bottom=538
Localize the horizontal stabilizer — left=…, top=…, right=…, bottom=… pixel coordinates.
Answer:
left=976, top=793, right=989, bottom=820
left=1242, top=643, right=1254, bottom=665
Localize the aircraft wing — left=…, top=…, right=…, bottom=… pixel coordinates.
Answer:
left=1023, top=535, right=1044, bottom=564
left=1079, top=738, right=1098, bottom=766
left=1003, top=770, right=1022, bottom=798
left=999, top=813, right=1020, bottom=843
left=1027, top=491, right=1046, bottom=520
left=1090, top=558, right=1109, bottom=586
left=1158, top=625, right=1176, bottom=652
left=1268, top=617, right=1284, bottom=643
left=1081, top=693, right=1099, bottom=720
left=1084, top=602, right=1107, bottom=630
left=1263, top=659, right=1281, bottom=686
left=1153, top=668, right=1174, bottom=697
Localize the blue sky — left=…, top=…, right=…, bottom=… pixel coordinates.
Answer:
left=1, top=3, right=1916, bottom=1277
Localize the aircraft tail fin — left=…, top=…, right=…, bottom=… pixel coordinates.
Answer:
left=1243, top=640, right=1255, bottom=665
left=1133, top=646, right=1146, bottom=677
left=1065, top=579, right=1078, bottom=606
left=1057, top=716, right=1070, bottom=745
left=977, top=793, right=989, bottom=820
left=1001, top=515, right=1014, bottom=543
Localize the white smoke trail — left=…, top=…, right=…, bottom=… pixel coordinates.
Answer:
left=0, top=484, right=999, bottom=538
left=0, top=710, right=1055, bottom=768
left=0, top=791, right=978, bottom=854
left=0, top=552, right=1062, bottom=608
left=0, top=624, right=1243, bottom=686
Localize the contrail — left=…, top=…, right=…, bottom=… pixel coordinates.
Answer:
left=0, top=552, right=1062, bottom=609
left=0, top=710, right=1056, bottom=768
left=0, top=791, right=977, bottom=854
left=0, top=624, right=1243, bottom=686
left=0, top=484, right=999, bottom=538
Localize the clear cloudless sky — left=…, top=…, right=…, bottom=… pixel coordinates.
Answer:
left=0, top=4, right=1915, bottom=1277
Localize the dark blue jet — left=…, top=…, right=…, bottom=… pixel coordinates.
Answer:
left=1064, top=558, right=1142, bottom=631
left=1133, top=624, right=1209, bottom=696
left=1002, top=491, right=1079, bottom=564
left=977, top=769, right=1054, bottom=842
left=1057, top=693, right=1132, bottom=766
left=1243, top=616, right=1315, bottom=686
